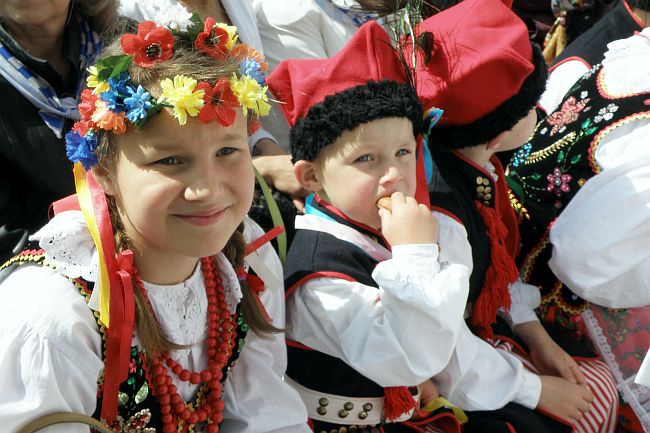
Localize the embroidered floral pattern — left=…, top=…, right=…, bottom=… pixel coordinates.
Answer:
left=593, top=103, right=619, bottom=123
left=546, top=96, right=590, bottom=136
left=509, top=142, right=532, bottom=168
left=104, top=409, right=156, bottom=433
left=546, top=167, right=572, bottom=197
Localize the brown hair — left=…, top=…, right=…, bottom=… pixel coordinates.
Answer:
left=93, top=36, right=279, bottom=356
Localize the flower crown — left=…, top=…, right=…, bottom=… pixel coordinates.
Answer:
left=66, top=15, right=271, bottom=170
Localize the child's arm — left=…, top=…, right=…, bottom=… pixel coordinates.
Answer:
left=287, top=194, right=469, bottom=386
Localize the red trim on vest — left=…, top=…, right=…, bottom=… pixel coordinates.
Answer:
left=548, top=56, right=591, bottom=74
left=285, top=271, right=357, bottom=299
left=430, top=205, right=465, bottom=227
left=623, top=0, right=646, bottom=29
left=286, top=338, right=314, bottom=351
left=506, top=422, right=517, bottom=433
left=244, top=225, right=285, bottom=256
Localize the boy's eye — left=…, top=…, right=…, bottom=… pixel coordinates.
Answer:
left=355, top=154, right=373, bottom=163
left=156, top=156, right=181, bottom=165
left=218, top=147, right=237, bottom=156
left=396, top=148, right=412, bottom=157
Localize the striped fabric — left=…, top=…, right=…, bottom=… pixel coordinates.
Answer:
left=491, top=340, right=619, bottom=433
left=0, top=16, right=101, bottom=138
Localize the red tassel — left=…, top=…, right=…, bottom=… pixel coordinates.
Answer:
left=383, top=386, right=417, bottom=422
left=472, top=202, right=518, bottom=339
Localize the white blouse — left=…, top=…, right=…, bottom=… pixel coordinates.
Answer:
left=287, top=213, right=542, bottom=412
left=0, top=212, right=309, bottom=433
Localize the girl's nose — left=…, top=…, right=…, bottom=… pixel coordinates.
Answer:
left=184, top=164, right=223, bottom=201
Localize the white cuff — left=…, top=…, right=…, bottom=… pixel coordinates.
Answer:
left=513, top=369, right=542, bottom=409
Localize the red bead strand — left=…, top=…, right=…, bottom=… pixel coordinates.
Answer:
left=133, top=257, right=235, bottom=433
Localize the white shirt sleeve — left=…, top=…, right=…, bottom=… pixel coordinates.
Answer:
left=0, top=265, right=104, bottom=433
left=435, top=322, right=542, bottom=410
left=287, top=243, right=469, bottom=387
left=507, top=280, right=542, bottom=326
left=538, top=60, right=590, bottom=114
left=432, top=212, right=542, bottom=410
left=549, top=120, right=650, bottom=308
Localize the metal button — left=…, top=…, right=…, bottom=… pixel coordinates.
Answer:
left=343, top=402, right=354, bottom=411
left=362, top=403, right=373, bottom=411
left=358, top=411, right=368, bottom=420
left=317, top=406, right=328, bottom=415
left=319, top=397, right=329, bottom=406
left=338, top=409, right=349, bottom=418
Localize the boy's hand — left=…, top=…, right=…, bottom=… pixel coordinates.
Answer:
left=538, top=375, right=593, bottom=423
left=378, top=192, right=439, bottom=246
left=515, top=321, right=585, bottom=385
left=418, top=379, right=440, bottom=407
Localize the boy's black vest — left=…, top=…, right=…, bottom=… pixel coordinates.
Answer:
left=507, top=62, right=650, bottom=341
left=1, top=247, right=248, bottom=433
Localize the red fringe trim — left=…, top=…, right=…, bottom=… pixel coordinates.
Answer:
left=384, top=386, right=417, bottom=422
left=472, top=202, right=518, bottom=339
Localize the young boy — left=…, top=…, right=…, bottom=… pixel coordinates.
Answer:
left=403, top=0, right=618, bottom=431
left=266, top=20, right=473, bottom=433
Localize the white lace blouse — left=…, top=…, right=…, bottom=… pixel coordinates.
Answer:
left=0, top=212, right=309, bottom=433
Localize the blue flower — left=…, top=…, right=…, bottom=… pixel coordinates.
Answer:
left=124, top=85, right=152, bottom=123
left=239, top=59, right=265, bottom=86
left=65, top=130, right=98, bottom=170
left=100, top=88, right=125, bottom=113
left=108, top=71, right=131, bottom=95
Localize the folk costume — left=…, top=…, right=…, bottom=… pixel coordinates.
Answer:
left=403, top=0, right=618, bottom=431
left=509, top=28, right=650, bottom=431
left=266, top=20, right=474, bottom=433
left=0, top=16, right=309, bottom=433
left=539, top=0, right=646, bottom=114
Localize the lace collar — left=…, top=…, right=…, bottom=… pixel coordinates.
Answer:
left=31, top=210, right=243, bottom=314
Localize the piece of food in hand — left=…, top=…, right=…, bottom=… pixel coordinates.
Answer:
left=376, top=196, right=392, bottom=211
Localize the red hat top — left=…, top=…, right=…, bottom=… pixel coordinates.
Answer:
left=406, top=0, right=547, bottom=149
left=267, top=20, right=424, bottom=162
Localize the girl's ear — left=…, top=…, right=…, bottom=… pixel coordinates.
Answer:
left=91, top=164, right=118, bottom=196
left=293, top=160, right=322, bottom=193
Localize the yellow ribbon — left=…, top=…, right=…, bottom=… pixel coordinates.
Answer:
left=73, top=163, right=111, bottom=327
left=421, top=397, right=468, bottom=424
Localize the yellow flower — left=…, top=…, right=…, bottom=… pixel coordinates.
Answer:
left=87, top=66, right=110, bottom=95
left=214, top=23, right=239, bottom=50
left=229, top=75, right=271, bottom=117
left=158, top=75, right=205, bottom=125
left=86, top=66, right=99, bottom=88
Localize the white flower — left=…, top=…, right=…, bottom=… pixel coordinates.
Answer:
left=580, top=91, right=589, bottom=99
left=134, top=2, right=194, bottom=32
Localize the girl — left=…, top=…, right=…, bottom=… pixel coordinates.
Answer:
left=0, top=15, right=309, bottom=433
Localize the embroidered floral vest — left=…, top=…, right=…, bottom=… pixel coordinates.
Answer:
left=2, top=249, right=249, bottom=433
left=507, top=62, right=650, bottom=335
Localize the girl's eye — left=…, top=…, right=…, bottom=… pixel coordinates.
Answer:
left=355, top=154, right=373, bottom=163
left=156, top=156, right=181, bottom=165
left=218, top=147, right=237, bottom=156
left=396, top=148, right=412, bottom=157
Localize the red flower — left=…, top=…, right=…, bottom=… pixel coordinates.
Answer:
left=194, top=17, right=229, bottom=60
left=121, top=21, right=174, bottom=68
left=78, top=89, right=98, bottom=121
left=196, top=80, right=239, bottom=126
left=72, top=119, right=94, bottom=136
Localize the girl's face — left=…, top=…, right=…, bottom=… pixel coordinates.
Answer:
left=96, top=108, right=254, bottom=277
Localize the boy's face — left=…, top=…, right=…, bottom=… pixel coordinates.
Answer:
left=498, top=108, right=538, bottom=152
left=311, top=117, right=417, bottom=230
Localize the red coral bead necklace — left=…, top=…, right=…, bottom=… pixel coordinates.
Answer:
left=133, top=256, right=235, bottom=433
